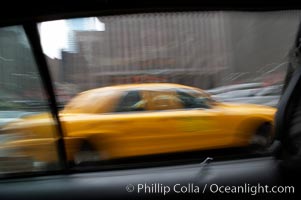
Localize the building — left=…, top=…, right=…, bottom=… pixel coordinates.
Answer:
left=45, top=11, right=301, bottom=98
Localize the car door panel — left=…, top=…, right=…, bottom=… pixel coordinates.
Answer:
left=161, top=109, right=233, bottom=152
left=104, top=112, right=181, bottom=158
left=0, top=157, right=283, bottom=199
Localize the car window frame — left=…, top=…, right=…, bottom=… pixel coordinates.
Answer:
left=0, top=6, right=288, bottom=179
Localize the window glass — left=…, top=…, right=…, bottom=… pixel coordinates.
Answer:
left=34, top=11, right=301, bottom=168
left=176, top=89, right=211, bottom=109
left=115, top=90, right=144, bottom=112
left=0, top=26, right=60, bottom=176
left=144, top=90, right=183, bottom=111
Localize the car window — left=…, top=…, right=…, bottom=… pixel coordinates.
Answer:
left=143, top=90, right=183, bottom=111
left=176, top=89, right=212, bottom=109
left=1, top=11, right=300, bottom=176
left=36, top=12, right=299, bottom=169
left=0, top=26, right=60, bottom=176
left=114, top=90, right=145, bottom=112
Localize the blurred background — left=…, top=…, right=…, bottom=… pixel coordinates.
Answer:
left=1, top=12, right=301, bottom=109
left=1, top=11, right=301, bottom=174
left=39, top=11, right=300, bottom=107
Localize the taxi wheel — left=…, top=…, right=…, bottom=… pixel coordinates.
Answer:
left=74, top=141, right=101, bottom=165
left=250, top=123, right=273, bottom=152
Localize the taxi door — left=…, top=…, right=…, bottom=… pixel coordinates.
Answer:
left=168, top=89, right=228, bottom=152
left=133, top=89, right=189, bottom=154
left=102, top=89, right=183, bottom=158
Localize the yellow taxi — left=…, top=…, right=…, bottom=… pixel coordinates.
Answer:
left=0, top=83, right=276, bottom=165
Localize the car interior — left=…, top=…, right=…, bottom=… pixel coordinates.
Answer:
left=0, top=1, right=301, bottom=199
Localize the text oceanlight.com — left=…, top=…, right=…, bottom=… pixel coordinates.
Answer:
left=125, top=183, right=295, bottom=195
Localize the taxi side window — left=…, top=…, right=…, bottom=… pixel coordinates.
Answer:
left=147, top=91, right=183, bottom=111
left=176, top=89, right=211, bottom=109
left=114, top=90, right=145, bottom=112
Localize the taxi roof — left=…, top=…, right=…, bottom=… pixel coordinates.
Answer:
left=80, top=83, right=200, bottom=94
